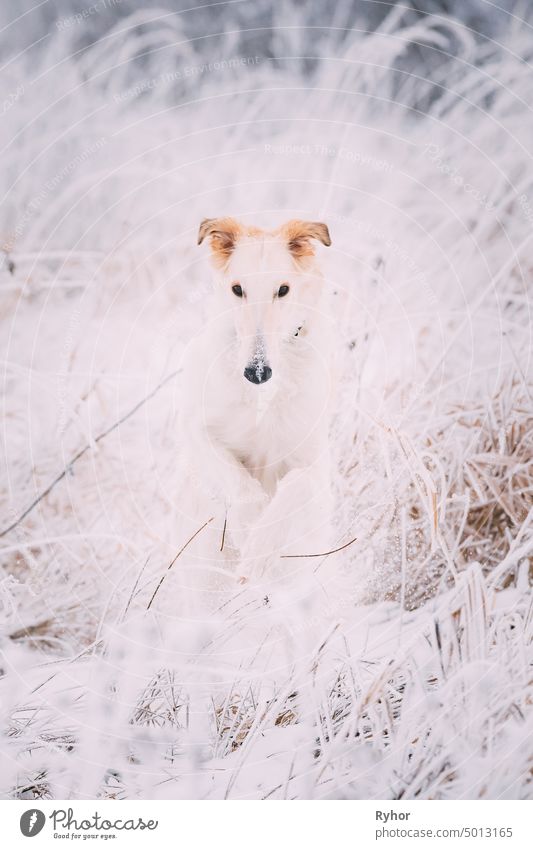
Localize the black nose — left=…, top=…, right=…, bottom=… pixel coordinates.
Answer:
left=244, top=364, right=273, bottom=384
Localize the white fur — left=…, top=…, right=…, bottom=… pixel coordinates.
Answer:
left=174, top=222, right=334, bottom=613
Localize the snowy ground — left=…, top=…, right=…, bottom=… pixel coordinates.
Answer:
left=0, top=1, right=532, bottom=799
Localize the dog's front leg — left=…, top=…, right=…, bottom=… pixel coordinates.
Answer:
left=239, top=463, right=333, bottom=581
left=183, top=418, right=268, bottom=528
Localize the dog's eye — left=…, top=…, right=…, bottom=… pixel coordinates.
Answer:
left=277, top=284, right=290, bottom=298
left=231, top=283, right=243, bottom=297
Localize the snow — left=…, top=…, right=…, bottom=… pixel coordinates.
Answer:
left=0, top=1, right=532, bottom=800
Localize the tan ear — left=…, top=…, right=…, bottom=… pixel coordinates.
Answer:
left=197, top=217, right=242, bottom=268
left=281, top=219, right=331, bottom=260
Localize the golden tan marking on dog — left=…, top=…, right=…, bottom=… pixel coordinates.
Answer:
left=197, top=218, right=331, bottom=269
left=278, top=220, right=331, bottom=261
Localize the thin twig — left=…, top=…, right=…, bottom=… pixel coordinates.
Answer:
left=280, top=535, right=358, bottom=559
left=0, top=368, right=181, bottom=538
left=146, top=517, right=214, bottom=611
left=220, top=512, right=227, bottom=552
left=120, top=555, right=151, bottom=623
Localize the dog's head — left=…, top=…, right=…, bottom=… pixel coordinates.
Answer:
left=198, top=217, right=331, bottom=385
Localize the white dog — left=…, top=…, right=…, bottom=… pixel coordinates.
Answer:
left=174, top=217, right=334, bottom=614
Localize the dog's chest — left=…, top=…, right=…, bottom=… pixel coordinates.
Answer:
left=196, top=328, right=331, bottom=483
left=207, top=375, right=319, bottom=472
left=215, top=384, right=294, bottom=447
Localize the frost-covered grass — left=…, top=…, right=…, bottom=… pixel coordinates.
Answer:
left=1, top=1, right=532, bottom=799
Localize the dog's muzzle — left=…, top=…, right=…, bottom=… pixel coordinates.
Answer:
left=244, top=363, right=272, bottom=384
left=244, top=336, right=272, bottom=384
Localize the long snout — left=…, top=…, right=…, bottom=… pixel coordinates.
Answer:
left=244, top=362, right=272, bottom=384
left=243, top=335, right=272, bottom=384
